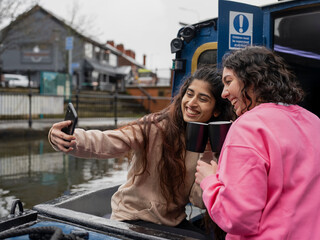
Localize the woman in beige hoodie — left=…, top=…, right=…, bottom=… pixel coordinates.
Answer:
left=49, top=66, right=235, bottom=239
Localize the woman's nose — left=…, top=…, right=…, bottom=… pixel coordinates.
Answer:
left=188, top=96, right=198, bottom=106
left=221, top=87, right=228, bottom=99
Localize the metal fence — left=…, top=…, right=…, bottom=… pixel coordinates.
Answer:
left=0, top=91, right=171, bottom=128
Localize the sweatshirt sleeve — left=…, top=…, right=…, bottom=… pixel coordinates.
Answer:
left=68, top=125, right=142, bottom=159
left=200, top=145, right=269, bottom=235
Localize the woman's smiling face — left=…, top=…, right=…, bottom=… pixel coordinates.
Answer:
left=221, top=67, right=256, bottom=116
left=181, top=79, right=217, bottom=123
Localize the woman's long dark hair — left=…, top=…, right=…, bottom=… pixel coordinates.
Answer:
left=121, top=66, right=234, bottom=206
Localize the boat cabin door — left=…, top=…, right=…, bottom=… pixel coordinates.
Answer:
left=217, top=0, right=320, bottom=117
left=217, top=0, right=263, bottom=63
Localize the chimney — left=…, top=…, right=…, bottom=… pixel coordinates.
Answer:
left=116, top=44, right=124, bottom=52
left=125, top=49, right=136, bottom=59
left=143, top=54, right=146, bottom=66
left=107, top=40, right=114, bottom=47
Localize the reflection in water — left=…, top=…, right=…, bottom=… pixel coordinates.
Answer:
left=0, top=137, right=128, bottom=218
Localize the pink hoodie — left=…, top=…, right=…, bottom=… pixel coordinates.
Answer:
left=201, top=103, right=320, bottom=239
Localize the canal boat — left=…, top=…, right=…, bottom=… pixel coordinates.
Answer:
left=171, top=0, right=320, bottom=118
left=1, top=0, right=319, bottom=239
left=0, top=181, right=204, bottom=239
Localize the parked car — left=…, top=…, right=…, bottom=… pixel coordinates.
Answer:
left=3, top=74, right=32, bottom=88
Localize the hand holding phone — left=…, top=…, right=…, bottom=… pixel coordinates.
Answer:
left=62, top=102, right=78, bottom=135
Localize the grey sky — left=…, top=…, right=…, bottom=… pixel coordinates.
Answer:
left=38, top=0, right=277, bottom=78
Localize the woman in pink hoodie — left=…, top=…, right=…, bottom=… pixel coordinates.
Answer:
left=196, top=46, right=320, bottom=239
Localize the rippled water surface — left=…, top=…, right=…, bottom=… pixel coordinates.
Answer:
left=0, top=137, right=128, bottom=217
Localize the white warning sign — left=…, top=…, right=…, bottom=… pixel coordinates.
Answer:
left=229, top=11, right=253, bottom=49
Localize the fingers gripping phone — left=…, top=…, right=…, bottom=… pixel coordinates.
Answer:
left=62, top=102, right=78, bottom=135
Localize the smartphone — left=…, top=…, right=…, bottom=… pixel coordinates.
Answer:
left=62, top=102, right=78, bottom=135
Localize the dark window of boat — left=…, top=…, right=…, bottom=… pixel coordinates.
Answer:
left=197, top=49, right=217, bottom=68
left=273, top=8, right=320, bottom=117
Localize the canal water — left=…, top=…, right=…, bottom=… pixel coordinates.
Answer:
left=0, top=136, right=128, bottom=218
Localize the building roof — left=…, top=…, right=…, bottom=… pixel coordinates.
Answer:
left=0, top=4, right=145, bottom=69
left=105, top=43, right=145, bottom=68
left=84, top=58, right=118, bottom=77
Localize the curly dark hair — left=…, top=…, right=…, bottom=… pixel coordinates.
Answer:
left=222, top=46, right=305, bottom=112
left=121, top=66, right=235, bottom=206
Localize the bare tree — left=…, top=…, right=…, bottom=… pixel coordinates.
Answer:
left=0, top=0, right=39, bottom=55
left=0, top=0, right=102, bottom=73
left=0, top=0, right=39, bottom=28
left=0, top=0, right=101, bottom=47
left=66, top=0, right=102, bottom=39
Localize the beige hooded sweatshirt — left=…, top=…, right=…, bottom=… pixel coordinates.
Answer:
left=49, top=119, right=215, bottom=226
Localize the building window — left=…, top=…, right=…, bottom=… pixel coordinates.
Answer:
left=102, top=51, right=109, bottom=64
left=95, top=46, right=101, bottom=61
left=109, top=53, right=117, bottom=66
left=85, top=43, right=93, bottom=58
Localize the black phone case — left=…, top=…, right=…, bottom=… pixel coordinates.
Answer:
left=62, top=103, right=78, bottom=135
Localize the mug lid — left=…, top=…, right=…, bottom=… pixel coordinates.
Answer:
left=209, top=121, right=232, bottom=125
left=187, top=122, right=209, bottom=125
